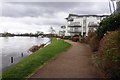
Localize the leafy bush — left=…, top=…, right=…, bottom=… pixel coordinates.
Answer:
left=96, top=13, right=120, bottom=39
left=98, top=30, right=120, bottom=79
left=89, top=35, right=99, bottom=52
left=83, top=32, right=99, bottom=51
left=85, top=32, right=96, bottom=43
left=79, top=37, right=85, bottom=43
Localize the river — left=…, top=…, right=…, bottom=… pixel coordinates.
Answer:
left=0, top=36, right=50, bottom=71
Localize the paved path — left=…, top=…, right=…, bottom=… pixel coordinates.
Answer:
left=30, top=40, right=103, bottom=78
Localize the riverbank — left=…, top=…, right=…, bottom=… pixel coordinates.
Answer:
left=2, top=38, right=71, bottom=79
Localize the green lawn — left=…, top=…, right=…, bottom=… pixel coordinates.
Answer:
left=2, top=38, right=71, bottom=80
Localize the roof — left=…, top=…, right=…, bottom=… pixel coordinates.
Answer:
left=65, top=14, right=110, bottom=20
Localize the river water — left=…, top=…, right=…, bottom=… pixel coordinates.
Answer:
left=0, top=36, right=50, bottom=71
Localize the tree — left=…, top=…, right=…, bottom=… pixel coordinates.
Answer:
left=49, top=27, right=55, bottom=34
left=49, top=26, right=57, bottom=37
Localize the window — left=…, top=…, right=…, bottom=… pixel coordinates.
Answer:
left=74, top=27, right=79, bottom=32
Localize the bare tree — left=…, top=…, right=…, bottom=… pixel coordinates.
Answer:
left=49, top=27, right=55, bottom=34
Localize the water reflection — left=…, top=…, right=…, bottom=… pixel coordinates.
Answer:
left=0, top=36, right=50, bottom=71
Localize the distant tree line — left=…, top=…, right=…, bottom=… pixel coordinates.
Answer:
left=1, top=31, right=44, bottom=37
left=1, top=32, right=14, bottom=37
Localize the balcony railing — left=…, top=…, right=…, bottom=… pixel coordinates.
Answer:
left=68, top=30, right=81, bottom=33
left=68, top=28, right=81, bottom=33
left=68, top=18, right=73, bottom=21
left=68, top=22, right=81, bottom=27
left=88, top=22, right=99, bottom=27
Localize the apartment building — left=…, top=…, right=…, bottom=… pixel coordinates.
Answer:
left=63, top=14, right=108, bottom=36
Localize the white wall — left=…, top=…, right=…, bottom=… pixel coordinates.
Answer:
left=86, top=16, right=100, bottom=36
left=65, top=15, right=106, bottom=36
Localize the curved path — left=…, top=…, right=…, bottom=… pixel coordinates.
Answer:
left=30, top=40, right=103, bottom=78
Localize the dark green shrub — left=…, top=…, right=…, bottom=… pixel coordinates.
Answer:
left=64, top=36, right=71, bottom=40
left=96, top=13, right=120, bottom=39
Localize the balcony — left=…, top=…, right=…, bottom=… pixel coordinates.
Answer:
left=68, top=18, right=73, bottom=21
left=68, top=22, right=81, bottom=27
left=68, top=30, right=81, bottom=33
left=68, top=27, right=81, bottom=33
left=88, top=22, right=99, bottom=27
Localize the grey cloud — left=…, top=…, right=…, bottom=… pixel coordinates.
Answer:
left=3, top=0, right=109, bottom=2
left=70, top=2, right=110, bottom=14
left=1, top=2, right=110, bottom=33
left=2, top=2, right=110, bottom=17
left=2, top=2, right=78, bottom=17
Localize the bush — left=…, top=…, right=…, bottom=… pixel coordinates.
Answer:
left=79, top=37, right=85, bottom=43
left=97, top=30, right=120, bottom=79
left=64, top=36, right=71, bottom=40
left=96, top=13, right=120, bottom=39
left=84, top=32, right=99, bottom=51
left=89, top=35, right=99, bottom=52
left=85, top=32, right=96, bottom=44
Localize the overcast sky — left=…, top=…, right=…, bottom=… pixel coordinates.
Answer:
left=0, top=0, right=113, bottom=34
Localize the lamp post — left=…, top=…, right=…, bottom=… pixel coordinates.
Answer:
left=109, top=0, right=112, bottom=14
left=112, top=0, right=116, bottom=12
left=109, top=0, right=116, bottom=13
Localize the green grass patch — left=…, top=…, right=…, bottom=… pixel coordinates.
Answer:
left=2, top=38, right=71, bottom=80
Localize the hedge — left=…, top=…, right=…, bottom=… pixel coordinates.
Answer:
left=96, top=13, right=120, bottom=39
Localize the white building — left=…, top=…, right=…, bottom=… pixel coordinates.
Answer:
left=64, top=14, right=109, bottom=36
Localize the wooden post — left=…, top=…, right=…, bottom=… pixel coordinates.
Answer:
left=21, top=53, right=23, bottom=57
left=50, top=38, right=52, bottom=43
left=11, top=57, right=13, bottom=63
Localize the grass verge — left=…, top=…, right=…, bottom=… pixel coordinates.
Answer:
left=2, top=38, right=71, bottom=80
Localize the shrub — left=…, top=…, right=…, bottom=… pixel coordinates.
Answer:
left=85, top=32, right=96, bottom=44
left=96, top=13, right=120, bottom=39
left=29, top=44, right=45, bottom=52
left=98, top=30, right=120, bottom=79
left=84, top=32, right=99, bottom=51
left=79, top=37, right=85, bottom=43
left=89, top=35, right=99, bottom=52
left=64, top=36, right=71, bottom=40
